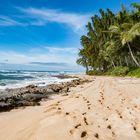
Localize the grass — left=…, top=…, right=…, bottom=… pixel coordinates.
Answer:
left=87, top=67, right=140, bottom=78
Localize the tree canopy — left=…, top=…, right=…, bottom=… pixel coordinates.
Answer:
left=77, top=3, right=140, bottom=73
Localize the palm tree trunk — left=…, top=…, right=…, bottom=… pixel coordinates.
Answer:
left=125, top=56, right=129, bottom=66
left=86, top=66, right=89, bottom=73
left=85, top=60, right=89, bottom=73
left=127, top=43, right=140, bottom=67
left=119, top=56, right=122, bottom=66
left=112, top=61, right=115, bottom=68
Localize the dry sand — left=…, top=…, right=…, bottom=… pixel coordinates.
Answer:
left=0, top=76, right=140, bottom=140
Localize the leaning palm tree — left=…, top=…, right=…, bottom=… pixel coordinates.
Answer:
left=121, top=22, right=140, bottom=67
left=109, top=22, right=140, bottom=67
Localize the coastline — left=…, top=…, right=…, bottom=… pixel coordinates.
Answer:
left=0, top=74, right=90, bottom=112
left=0, top=75, right=140, bottom=139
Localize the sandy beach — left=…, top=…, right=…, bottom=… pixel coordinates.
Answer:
left=0, top=76, right=140, bottom=140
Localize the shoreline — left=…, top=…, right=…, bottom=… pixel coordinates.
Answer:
left=0, top=75, right=91, bottom=112
left=0, top=76, right=140, bottom=139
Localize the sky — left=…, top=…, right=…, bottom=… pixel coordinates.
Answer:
left=0, top=0, right=139, bottom=71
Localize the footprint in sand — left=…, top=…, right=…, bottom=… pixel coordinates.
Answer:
left=81, top=131, right=87, bottom=138
left=133, top=126, right=137, bottom=131
left=75, top=123, right=81, bottom=129
left=99, top=91, right=105, bottom=103
left=107, top=125, right=112, bottom=129
left=44, top=102, right=64, bottom=116
left=70, top=128, right=87, bottom=138
left=65, top=112, right=70, bottom=115
left=107, top=124, right=117, bottom=137
left=106, top=106, right=111, bottom=110
left=82, top=96, right=92, bottom=110
left=116, top=110, right=123, bottom=119
left=83, top=97, right=87, bottom=101
left=75, top=96, right=80, bottom=98
left=68, top=113, right=89, bottom=137
left=82, top=112, right=87, bottom=116
left=44, top=103, right=59, bottom=113
left=98, top=99, right=103, bottom=105
left=111, top=131, right=116, bottom=137
left=87, top=101, right=90, bottom=103
left=86, top=101, right=91, bottom=110
left=94, top=133, right=99, bottom=139
left=131, top=122, right=137, bottom=132
left=83, top=117, right=89, bottom=125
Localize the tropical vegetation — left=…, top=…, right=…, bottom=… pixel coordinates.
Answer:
left=77, top=3, right=140, bottom=77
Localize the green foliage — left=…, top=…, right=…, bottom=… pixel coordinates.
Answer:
left=87, top=67, right=140, bottom=78
left=109, top=66, right=130, bottom=76
left=131, top=3, right=140, bottom=11
left=77, top=3, right=140, bottom=74
left=127, top=68, right=140, bottom=77
left=87, top=70, right=103, bottom=75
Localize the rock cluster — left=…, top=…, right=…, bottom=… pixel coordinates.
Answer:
left=0, top=78, right=91, bottom=112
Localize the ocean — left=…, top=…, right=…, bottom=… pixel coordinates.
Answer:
left=0, top=70, right=80, bottom=90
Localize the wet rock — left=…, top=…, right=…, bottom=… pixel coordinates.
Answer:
left=21, top=94, right=47, bottom=102
left=61, top=86, right=69, bottom=93
left=25, top=84, right=40, bottom=94
left=25, top=84, right=37, bottom=89
left=40, top=87, right=54, bottom=94
left=51, top=74, right=78, bottom=79
left=0, top=83, right=6, bottom=86
left=0, top=77, right=91, bottom=112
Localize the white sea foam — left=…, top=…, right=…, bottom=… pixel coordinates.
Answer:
left=0, top=70, right=79, bottom=90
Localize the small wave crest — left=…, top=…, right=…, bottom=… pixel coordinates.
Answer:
left=0, top=70, right=78, bottom=90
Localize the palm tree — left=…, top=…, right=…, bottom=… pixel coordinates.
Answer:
left=77, top=3, right=140, bottom=73
left=109, top=22, right=140, bottom=67
left=76, top=49, right=89, bottom=73
left=121, top=22, right=140, bottom=67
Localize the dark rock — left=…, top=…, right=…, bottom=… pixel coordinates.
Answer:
left=0, top=77, right=91, bottom=112
left=15, top=100, right=40, bottom=107
left=0, top=83, right=6, bottom=86
left=61, top=86, right=69, bottom=93
left=21, top=94, right=47, bottom=102
left=0, top=102, right=13, bottom=112
left=25, top=84, right=37, bottom=89
left=52, top=74, right=78, bottom=79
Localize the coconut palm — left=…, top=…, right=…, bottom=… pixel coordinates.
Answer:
left=77, top=3, right=140, bottom=72
left=109, top=22, right=140, bottom=67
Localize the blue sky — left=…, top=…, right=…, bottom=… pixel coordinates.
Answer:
left=0, top=0, right=139, bottom=71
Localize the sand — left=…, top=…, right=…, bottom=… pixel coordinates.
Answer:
left=0, top=76, right=140, bottom=140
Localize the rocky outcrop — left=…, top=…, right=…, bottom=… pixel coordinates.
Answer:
left=0, top=78, right=91, bottom=112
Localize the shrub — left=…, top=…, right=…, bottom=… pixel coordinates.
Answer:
left=110, top=66, right=130, bottom=76
left=87, top=70, right=103, bottom=75
left=127, top=68, right=140, bottom=77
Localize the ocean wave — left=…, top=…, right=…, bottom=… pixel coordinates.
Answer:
left=0, top=74, right=34, bottom=80
left=0, top=70, right=78, bottom=90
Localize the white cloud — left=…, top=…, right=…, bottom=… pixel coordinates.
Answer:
left=0, top=7, right=92, bottom=32
left=0, top=15, right=23, bottom=26
left=18, top=7, right=91, bottom=31
left=0, top=47, right=79, bottom=65
left=45, top=47, right=78, bottom=54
